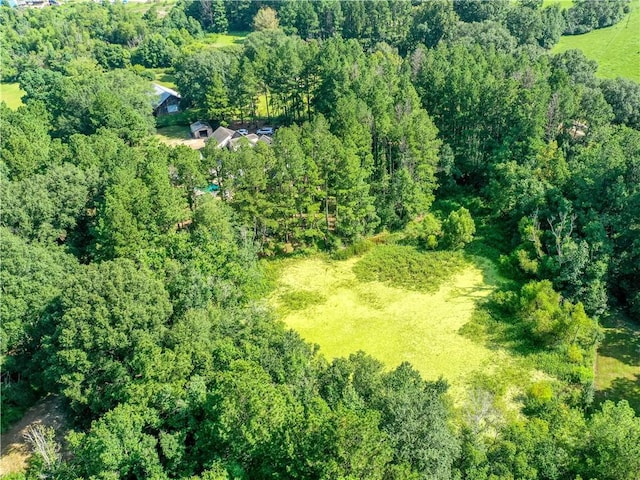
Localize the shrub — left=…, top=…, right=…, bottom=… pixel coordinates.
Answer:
left=404, top=213, right=442, bottom=249
left=442, top=207, right=476, bottom=250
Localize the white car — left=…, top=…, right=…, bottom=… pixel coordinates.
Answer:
left=237, top=128, right=249, bottom=136
left=256, top=127, right=274, bottom=135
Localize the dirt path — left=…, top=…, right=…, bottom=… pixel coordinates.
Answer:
left=0, top=395, right=67, bottom=476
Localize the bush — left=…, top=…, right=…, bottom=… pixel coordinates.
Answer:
left=404, top=213, right=442, bottom=249
left=442, top=207, right=476, bottom=250
left=332, top=238, right=375, bottom=260
left=278, top=290, right=326, bottom=311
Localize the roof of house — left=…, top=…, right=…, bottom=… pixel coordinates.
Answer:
left=152, top=83, right=181, bottom=108
left=211, top=126, right=236, bottom=146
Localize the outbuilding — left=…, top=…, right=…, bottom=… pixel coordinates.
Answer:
left=152, top=84, right=182, bottom=116
left=190, top=121, right=214, bottom=139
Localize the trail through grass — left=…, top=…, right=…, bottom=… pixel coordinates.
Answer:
left=552, top=1, right=640, bottom=82
left=0, top=83, right=25, bottom=110
left=271, top=251, right=518, bottom=401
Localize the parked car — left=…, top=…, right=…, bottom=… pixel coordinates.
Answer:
left=256, top=126, right=274, bottom=135
left=237, top=128, right=249, bottom=136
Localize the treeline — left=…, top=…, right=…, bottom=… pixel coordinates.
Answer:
left=2, top=0, right=632, bottom=84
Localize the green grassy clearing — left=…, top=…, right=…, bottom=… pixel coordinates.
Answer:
left=542, top=0, right=573, bottom=9
left=124, top=0, right=178, bottom=15
left=552, top=1, right=640, bottom=82
left=156, top=125, right=190, bottom=141
left=149, top=67, right=177, bottom=89
left=190, top=31, right=249, bottom=51
left=595, top=313, right=640, bottom=412
left=269, top=248, right=530, bottom=402
left=0, top=83, right=25, bottom=110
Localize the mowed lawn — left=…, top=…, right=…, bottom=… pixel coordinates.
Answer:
left=0, top=83, right=25, bottom=110
left=270, top=252, right=515, bottom=401
left=595, top=313, right=640, bottom=413
left=552, top=1, right=640, bottom=82
left=542, top=0, right=573, bottom=10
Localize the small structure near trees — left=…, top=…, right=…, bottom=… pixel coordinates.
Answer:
left=152, top=84, right=181, bottom=116
left=210, top=126, right=273, bottom=149
left=190, top=121, right=214, bottom=139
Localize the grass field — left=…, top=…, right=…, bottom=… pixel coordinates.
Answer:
left=595, top=313, right=640, bottom=413
left=552, top=1, right=640, bottom=82
left=0, top=83, right=25, bottom=110
left=124, top=0, right=178, bottom=16
left=190, top=31, right=249, bottom=51
left=269, top=249, right=528, bottom=402
left=542, top=0, right=573, bottom=10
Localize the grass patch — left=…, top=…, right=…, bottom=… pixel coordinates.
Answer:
left=353, top=244, right=465, bottom=292
left=190, top=31, right=249, bottom=51
left=542, top=0, right=573, bottom=9
left=594, top=312, right=640, bottom=413
left=0, top=83, right=25, bottom=110
left=156, top=125, right=190, bottom=140
left=124, top=0, right=178, bottom=15
left=278, top=290, right=326, bottom=312
left=155, top=108, right=202, bottom=128
left=149, top=67, right=177, bottom=89
left=270, top=249, right=521, bottom=402
left=552, top=1, right=640, bottom=82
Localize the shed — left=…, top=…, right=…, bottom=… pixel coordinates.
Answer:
left=152, top=84, right=181, bottom=116
left=190, top=121, right=214, bottom=139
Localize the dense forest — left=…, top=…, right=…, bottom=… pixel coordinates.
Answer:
left=1, top=0, right=640, bottom=479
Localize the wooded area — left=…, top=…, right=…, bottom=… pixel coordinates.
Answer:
left=1, top=0, right=639, bottom=479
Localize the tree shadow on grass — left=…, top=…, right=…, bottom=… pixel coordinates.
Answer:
left=597, top=314, right=640, bottom=367
left=594, top=373, right=640, bottom=414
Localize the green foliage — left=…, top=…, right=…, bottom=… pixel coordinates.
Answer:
left=442, top=207, right=476, bottom=250
left=564, top=0, right=630, bottom=34
left=3, top=2, right=640, bottom=478
left=2, top=163, right=96, bottom=244
left=0, top=102, right=52, bottom=180
left=580, top=400, right=640, bottom=479
left=0, top=228, right=78, bottom=354
left=519, top=280, right=602, bottom=348
left=35, top=259, right=173, bottom=416
left=553, top=3, right=640, bottom=82
left=353, top=244, right=465, bottom=292
left=331, top=238, right=375, bottom=260
left=278, top=290, right=326, bottom=312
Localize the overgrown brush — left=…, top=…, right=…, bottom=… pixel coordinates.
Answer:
left=353, top=244, right=465, bottom=292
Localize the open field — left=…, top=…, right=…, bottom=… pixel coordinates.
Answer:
left=0, top=83, right=25, bottom=110
left=595, top=313, right=640, bottom=413
left=190, top=31, right=249, bottom=51
left=124, top=0, right=178, bottom=16
left=269, top=250, right=526, bottom=402
left=552, top=1, right=640, bottom=82
left=542, top=0, right=573, bottom=10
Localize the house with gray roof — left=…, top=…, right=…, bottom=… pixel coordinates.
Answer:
left=152, top=83, right=181, bottom=116
left=210, top=126, right=236, bottom=148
